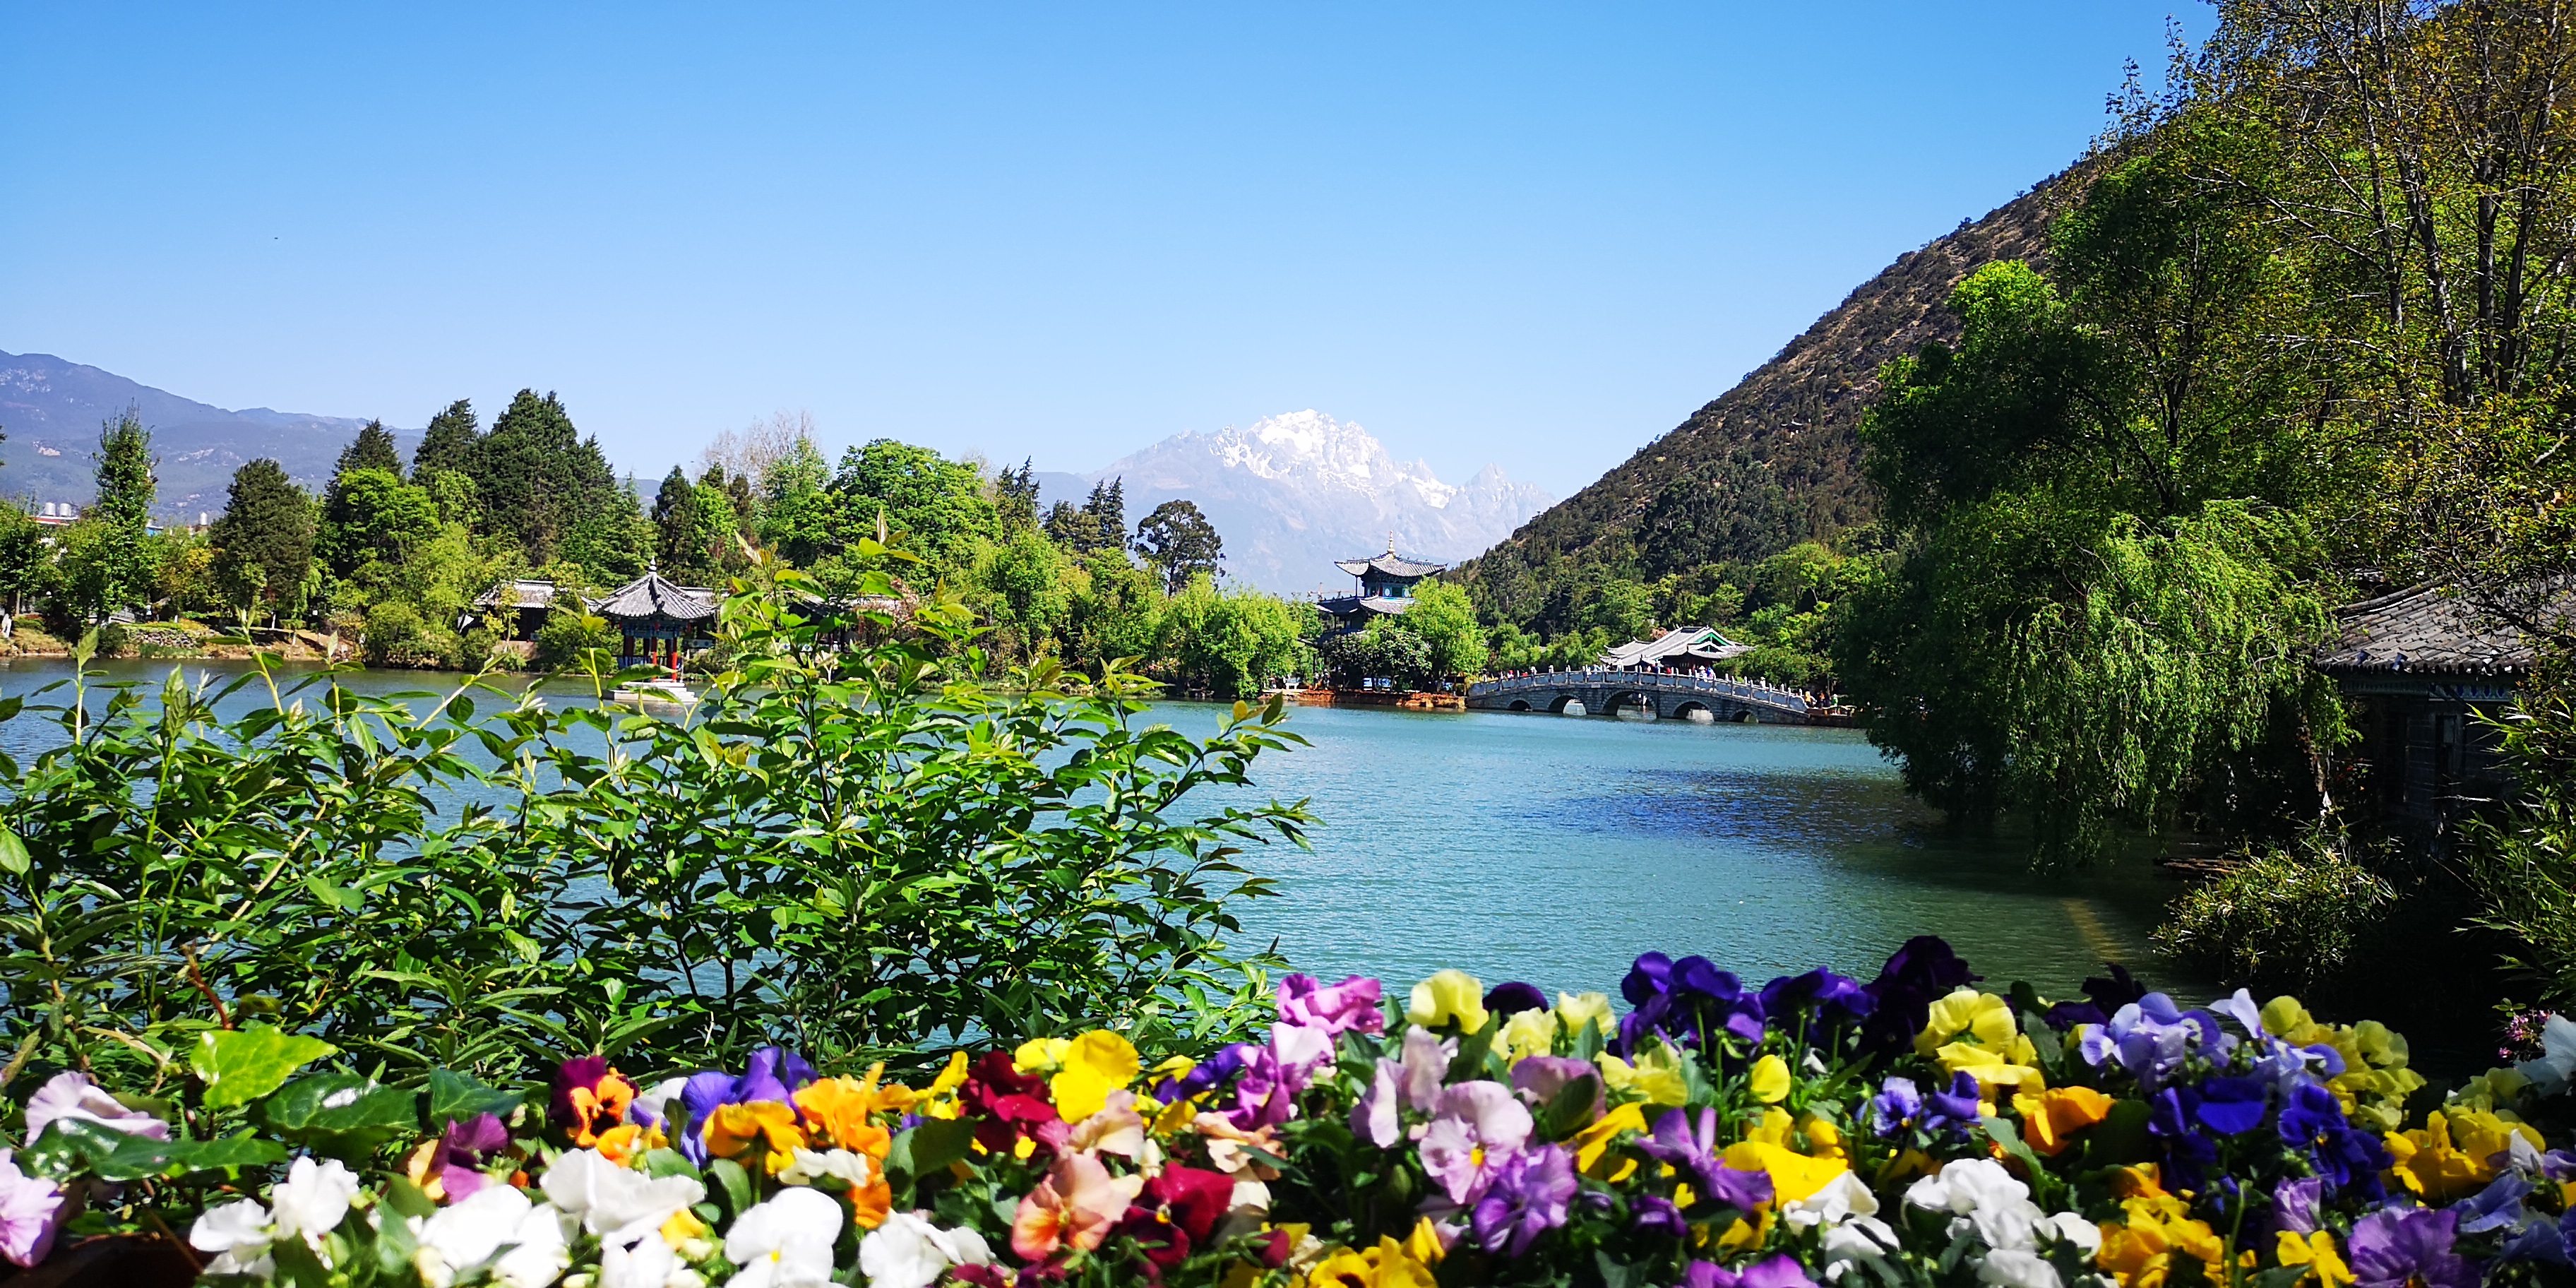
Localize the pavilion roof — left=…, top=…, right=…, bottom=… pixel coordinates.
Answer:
left=1602, top=626, right=1752, bottom=669
left=594, top=571, right=720, bottom=623
left=2317, top=580, right=2568, bottom=678
left=474, top=578, right=558, bottom=611
left=1333, top=553, right=1448, bottom=579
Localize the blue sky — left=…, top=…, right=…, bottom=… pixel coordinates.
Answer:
left=1, top=4, right=2205, bottom=496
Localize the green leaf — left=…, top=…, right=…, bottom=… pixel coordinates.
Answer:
left=427, top=1068, right=520, bottom=1125
left=195, top=1025, right=339, bottom=1108
left=260, top=1073, right=419, bottom=1158
left=895, top=1116, right=977, bottom=1180
left=1538, top=1073, right=1602, bottom=1140
left=1448, top=1013, right=1498, bottom=1083
left=165, top=1132, right=290, bottom=1175
left=0, top=826, right=28, bottom=876
left=707, top=1157, right=755, bottom=1215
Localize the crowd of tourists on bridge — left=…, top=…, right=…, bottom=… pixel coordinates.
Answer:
left=1481, top=662, right=1822, bottom=706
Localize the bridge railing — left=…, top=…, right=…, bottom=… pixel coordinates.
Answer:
left=1465, top=669, right=1811, bottom=713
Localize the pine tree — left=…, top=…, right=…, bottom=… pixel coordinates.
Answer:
left=59, top=410, right=158, bottom=621
left=1133, top=499, right=1224, bottom=591
left=477, top=390, right=618, bottom=564
left=413, top=400, right=480, bottom=479
left=1085, top=477, right=1127, bottom=547
left=209, top=458, right=316, bottom=620
left=996, top=458, right=1041, bottom=531
left=652, top=466, right=706, bottom=581
left=335, top=419, right=405, bottom=478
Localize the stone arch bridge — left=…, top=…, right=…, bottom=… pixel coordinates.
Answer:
left=1464, top=672, right=1812, bottom=723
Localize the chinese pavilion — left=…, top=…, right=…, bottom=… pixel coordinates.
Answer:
left=1318, top=544, right=1447, bottom=636
left=595, top=568, right=719, bottom=670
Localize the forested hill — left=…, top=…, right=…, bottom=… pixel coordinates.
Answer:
left=1456, top=175, right=2068, bottom=633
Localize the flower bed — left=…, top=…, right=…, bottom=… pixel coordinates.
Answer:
left=4, top=938, right=2570, bottom=1287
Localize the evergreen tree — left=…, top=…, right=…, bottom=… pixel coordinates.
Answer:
left=995, top=458, right=1042, bottom=532
left=477, top=390, right=619, bottom=564
left=0, top=505, right=52, bottom=616
left=209, top=458, right=316, bottom=620
left=1083, top=477, right=1127, bottom=549
left=1131, top=499, right=1224, bottom=591
left=412, top=400, right=481, bottom=479
left=652, top=466, right=708, bottom=581
left=335, top=419, right=405, bottom=478
left=758, top=437, right=835, bottom=566
left=56, top=410, right=158, bottom=623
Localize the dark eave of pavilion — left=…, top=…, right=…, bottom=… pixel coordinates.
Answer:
left=593, top=571, right=720, bottom=624
left=2315, top=580, right=2569, bottom=678
left=1332, top=553, right=1448, bottom=580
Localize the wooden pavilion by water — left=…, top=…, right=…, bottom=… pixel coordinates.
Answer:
left=595, top=568, right=719, bottom=672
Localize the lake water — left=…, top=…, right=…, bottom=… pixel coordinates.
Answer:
left=0, top=657, right=2202, bottom=1004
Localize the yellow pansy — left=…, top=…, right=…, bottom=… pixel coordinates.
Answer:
left=2386, top=1108, right=2546, bottom=1202
left=1721, top=1138, right=1849, bottom=1205
left=1598, top=1042, right=1688, bottom=1107
left=2096, top=1180, right=2226, bottom=1288
left=2261, top=1005, right=2430, bottom=1133
left=2010, top=1085, right=2116, bottom=1157
left=1402, top=1217, right=1445, bottom=1266
left=1406, top=970, right=1489, bottom=1033
left=1573, top=1102, right=1646, bottom=1181
left=705, top=1101, right=807, bottom=1174
left=1498, top=1008, right=1558, bottom=1064
left=1556, top=992, right=1615, bottom=1041
left=1049, top=1030, right=1140, bottom=1123
left=1917, top=989, right=2044, bottom=1092
left=660, top=1205, right=713, bottom=1257
left=1015, top=1036, right=1073, bottom=1074
left=2276, top=1230, right=2354, bottom=1287
left=1301, top=1236, right=1440, bottom=1288
left=1748, top=1054, right=1791, bottom=1104
left=917, top=1050, right=970, bottom=1119
left=1800, top=1114, right=1848, bottom=1162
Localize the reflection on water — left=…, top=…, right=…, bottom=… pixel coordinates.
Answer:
left=0, top=658, right=2204, bottom=1004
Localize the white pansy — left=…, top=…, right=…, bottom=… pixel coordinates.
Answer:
left=724, top=1186, right=843, bottom=1288
left=415, top=1186, right=573, bottom=1288
left=540, top=1147, right=707, bottom=1246
left=777, top=1147, right=873, bottom=1188
left=603, top=1234, right=708, bottom=1288
left=2039, top=1212, right=2101, bottom=1258
left=270, top=1156, right=360, bottom=1245
left=1783, top=1172, right=1881, bottom=1228
left=490, top=1203, right=573, bottom=1288
left=1977, top=1248, right=2063, bottom=1288
left=189, top=1198, right=275, bottom=1277
left=2520, top=1014, right=2576, bottom=1095
left=859, top=1211, right=995, bottom=1288
left=637, top=1077, right=691, bottom=1130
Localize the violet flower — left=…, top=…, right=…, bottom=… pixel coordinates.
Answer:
left=1858, top=936, right=1978, bottom=1056
left=1632, top=1194, right=1688, bottom=1238
left=23, top=1071, right=169, bottom=1143
left=1638, top=1108, right=1772, bottom=1210
left=1684, top=1254, right=1820, bottom=1288
left=1758, top=969, right=1874, bottom=1035
left=2195, top=1075, right=2270, bottom=1135
left=2274, top=1177, right=2323, bottom=1235
left=430, top=1113, right=512, bottom=1203
left=2348, top=1208, right=2474, bottom=1288
left=1484, top=982, right=1549, bottom=1017
left=0, top=1151, right=64, bottom=1270
left=1353, top=1028, right=1455, bottom=1147
left=1277, top=974, right=1385, bottom=1037
left=1616, top=953, right=1767, bottom=1055
left=1155, top=1043, right=1250, bottom=1103
left=1469, top=1143, right=1576, bottom=1256
left=1510, top=1057, right=1603, bottom=1123
left=1417, top=1082, right=1532, bottom=1207
left=2454, top=1172, right=2536, bottom=1236
left=2277, top=1079, right=2387, bottom=1200
left=676, top=1046, right=816, bottom=1164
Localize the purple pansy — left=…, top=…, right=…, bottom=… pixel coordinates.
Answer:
left=1616, top=953, right=1767, bottom=1055
left=1417, top=1081, right=1532, bottom=1207
left=429, top=1112, right=511, bottom=1203
left=1277, top=974, right=1385, bottom=1037
left=1758, top=969, right=1875, bottom=1035
left=676, top=1045, right=816, bottom=1164
left=2348, top=1208, right=2474, bottom=1288
left=0, top=1152, right=64, bottom=1270
left=1484, top=982, right=1549, bottom=1017
left=1469, top=1143, right=1576, bottom=1256
left=1858, top=937, right=1978, bottom=1056
left=1684, top=1255, right=1820, bottom=1288
left=1637, top=1108, right=1773, bottom=1210
left=1510, top=1056, right=1604, bottom=1123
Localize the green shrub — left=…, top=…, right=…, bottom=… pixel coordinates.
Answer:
left=0, top=557, right=1308, bottom=1090
left=361, top=599, right=423, bottom=666
left=533, top=606, right=616, bottom=670
left=2153, top=840, right=2394, bottom=992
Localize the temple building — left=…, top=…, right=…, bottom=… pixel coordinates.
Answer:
left=1601, top=626, right=1753, bottom=671
left=1318, top=545, right=1448, bottom=636
left=594, top=568, right=719, bottom=669
left=2317, top=581, right=2566, bottom=828
left=472, top=578, right=559, bottom=643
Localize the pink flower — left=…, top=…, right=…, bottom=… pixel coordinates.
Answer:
left=24, top=1072, right=168, bottom=1144
left=1417, top=1081, right=1532, bottom=1207
left=1277, top=974, right=1385, bottom=1037
left=1010, top=1152, right=1140, bottom=1263
left=0, top=1151, right=64, bottom=1269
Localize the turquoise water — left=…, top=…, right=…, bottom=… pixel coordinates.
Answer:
left=0, top=658, right=2199, bottom=1004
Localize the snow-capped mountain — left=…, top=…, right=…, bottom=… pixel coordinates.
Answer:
left=1063, top=411, right=1553, bottom=594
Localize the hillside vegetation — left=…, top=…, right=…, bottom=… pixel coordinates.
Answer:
left=1456, top=177, right=2067, bottom=662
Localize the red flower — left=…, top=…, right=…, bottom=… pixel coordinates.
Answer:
left=1145, top=1165, right=1236, bottom=1244
left=962, top=1052, right=1066, bottom=1155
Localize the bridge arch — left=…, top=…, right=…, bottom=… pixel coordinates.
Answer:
left=1508, top=699, right=1532, bottom=712
left=1546, top=693, right=1582, bottom=715
left=1605, top=690, right=1654, bottom=720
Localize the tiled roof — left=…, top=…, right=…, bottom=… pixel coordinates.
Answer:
left=594, top=571, right=719, bottom=623
left=1319, top=595, right=1413, bottom=617
left=2316, top=581, right=2565, bottom=676
left=474, top=578, right=558, bottom=610
left=1332, top=554, right=1448, bottom=579
left=1602, top=626, right=1752, bottom=669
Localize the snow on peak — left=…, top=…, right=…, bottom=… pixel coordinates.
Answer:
left=1080, top=410, right=1555, bottom=592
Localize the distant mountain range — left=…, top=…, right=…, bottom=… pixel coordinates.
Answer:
left=0, top=350, right=411, bottom=520
left=1038, top=411, right=1553, bottom=594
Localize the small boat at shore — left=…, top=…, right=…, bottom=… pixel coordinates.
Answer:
left=611, top=678, right=700, bottom=712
